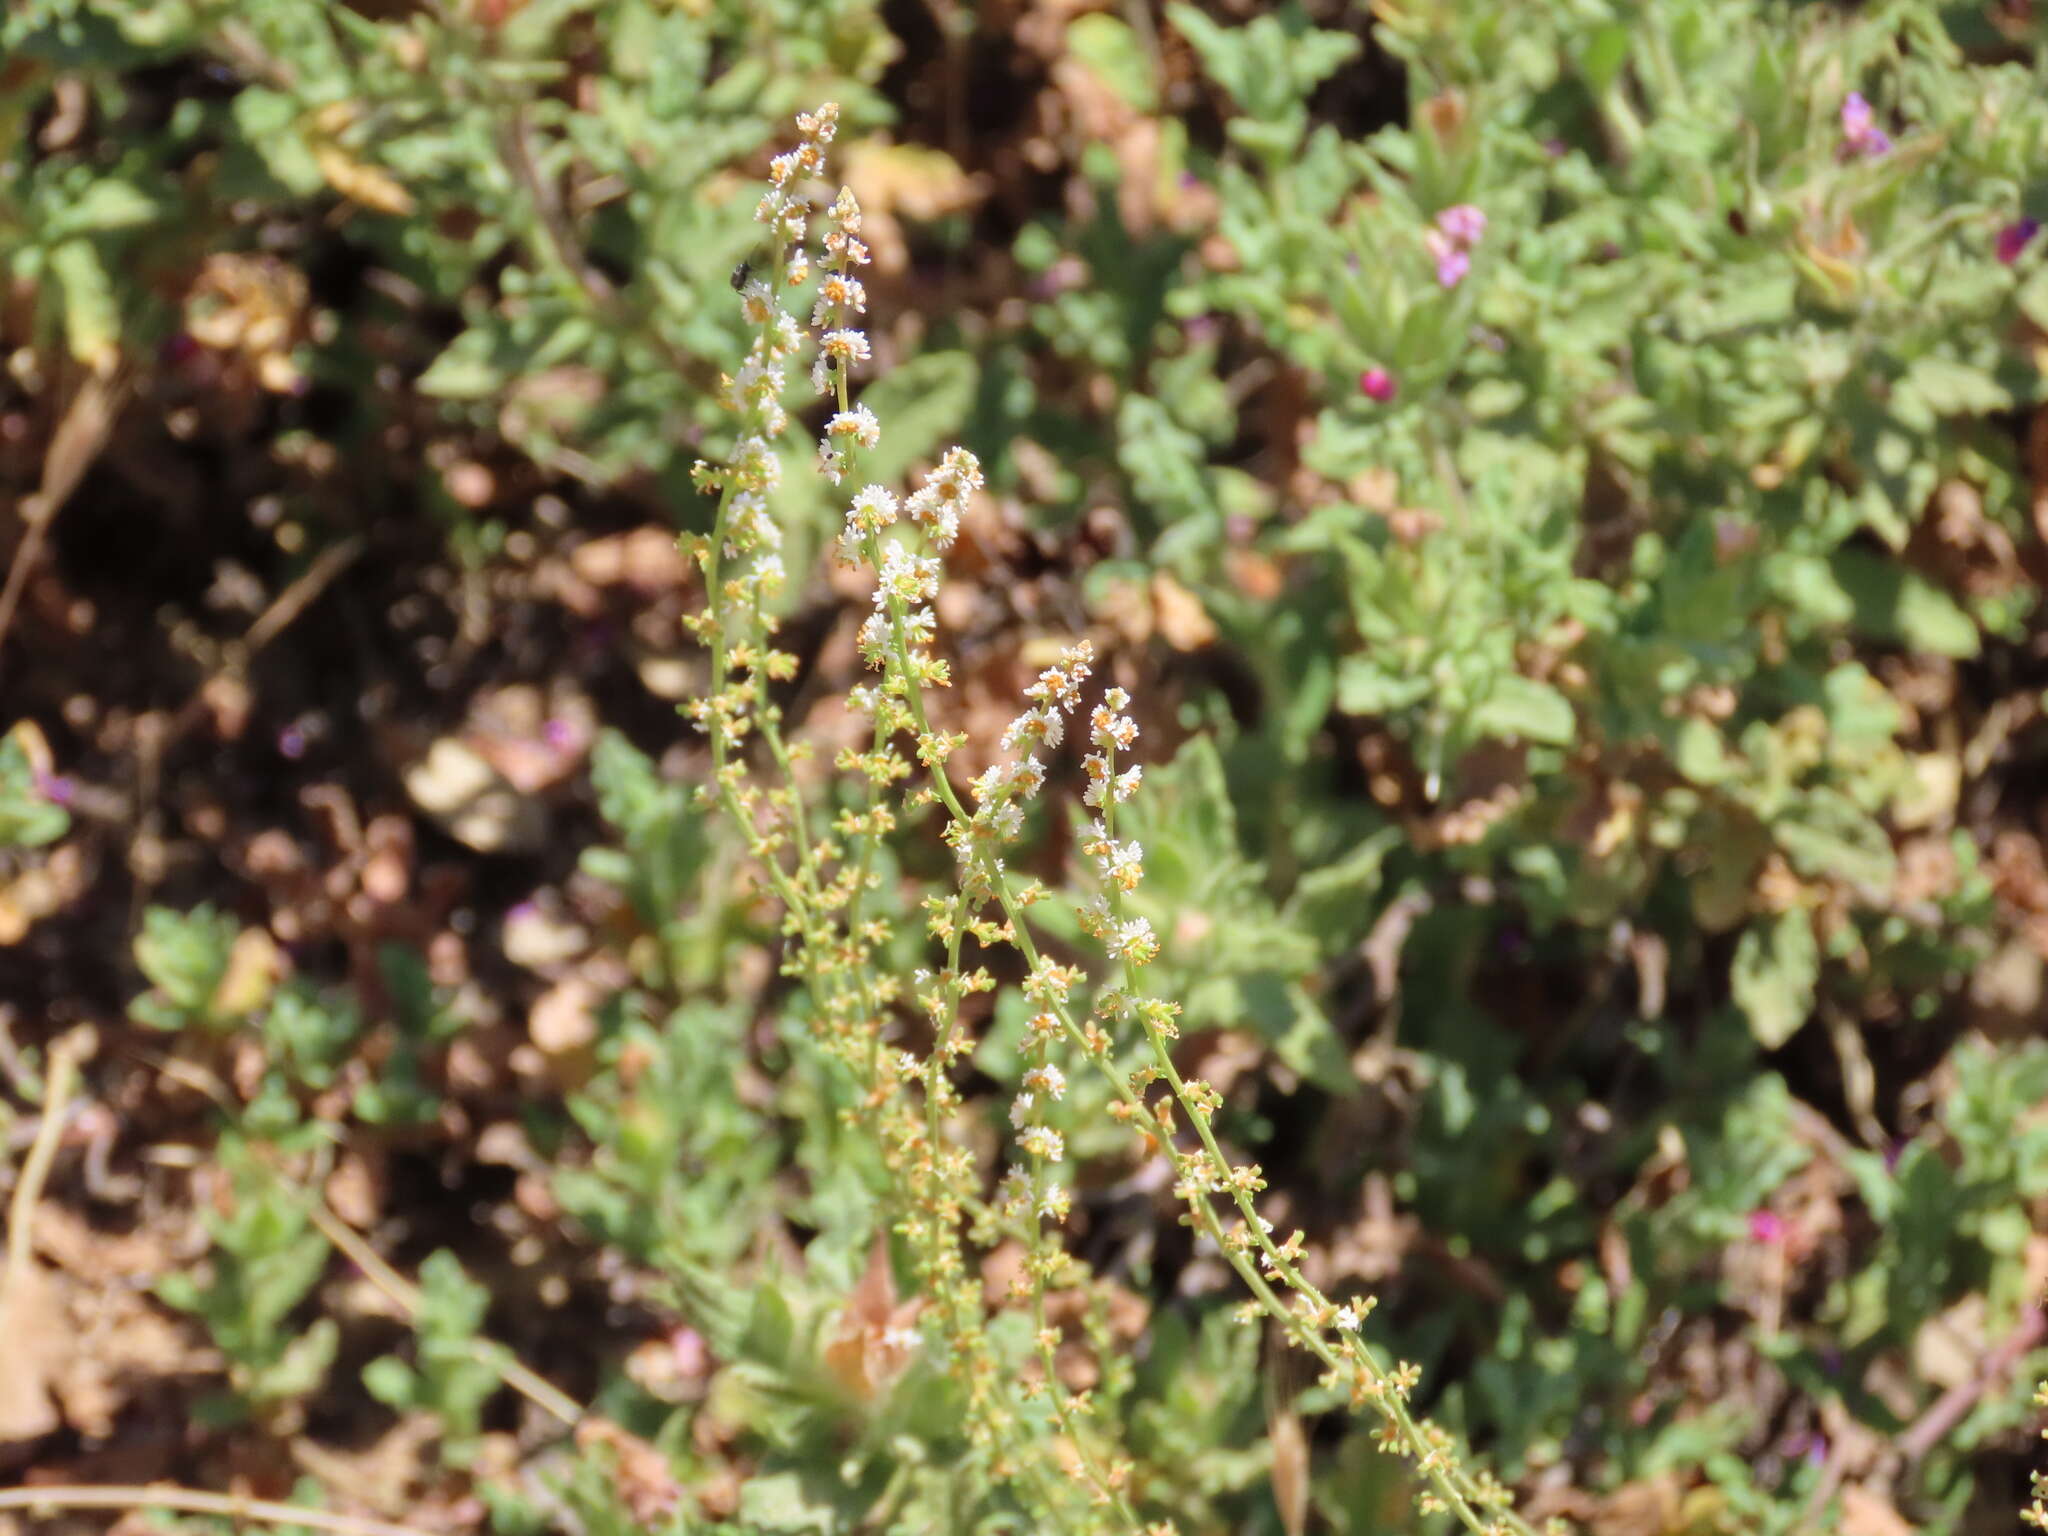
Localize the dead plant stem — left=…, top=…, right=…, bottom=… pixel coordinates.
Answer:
left=1, top=1032, right=81, bottom=1328
left=0, top=1484, right=430, bottom=1536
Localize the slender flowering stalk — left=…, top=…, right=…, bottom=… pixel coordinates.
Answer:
left=684, top=105, right=1544, bottom=1536
left=684, top=105, right=1136, bottom=1532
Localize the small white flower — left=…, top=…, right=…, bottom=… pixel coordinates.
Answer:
left=812, top=273, right=868, bottom=327
left=847, top=484, right=898, bottom=531
left=1018, top=1125, right=1064, bottom=1162
left=1112, top=916, right=1158, bottom=964
left=826, top=403, right=881, bottom=449
left=1022, top=1063, right=1066, bottom=1100
left=903, top=484, right=960, bottom=549
left=1010, top=1092, right=1036, bottom=1128
left=1335, top=1303, right=1362, bottom=1332
left=819, top=328, right=871, bottom=366
left=1000, top=707, right=1062, bottom=753
left=796, top=103, right=840, bottom=145
left=856, top=611, right=892, bottom=661
left=971, top=763, right=1009, bottom=806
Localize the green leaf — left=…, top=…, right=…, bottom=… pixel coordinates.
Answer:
left=1578, top=24, right=1633, bottom=94
left=854, top=350, right=976, bottom=488
left=44, top=178, right=162, bottom=238
left=1471, top=674, right=1576, bottom=746
left=361, top=1353, right=417, bottom=1410
left=743, top=1280, right=795, bottom=1366
left=417, top=329, right=511, bottom=400
left=0, top=730, right=67, bottom=848
left=1672, top=716, right=1737, bottom=787
left=47, top=240, right=118, bottom=371
left=1731, top=909, right=1818, bottom=1050
left=263, top=1319, right=339, bottom=1402
left=232, top=87, right=325, bottom=196
left=1334, top=657, right=1429, bottom=715
left=737, top=1472, right=837, bottom=1534
left=1067, top=14, right=1157, bottom=112
left=1766, top=552, right=1854, bottom=628
left=1773, top=789, right=1897, bottom=894
left=131, top=904, right=240, bottom=1032
left=1830, top=550, right=1979, bottom=659
left=1896, top=356, right=2011, bottom=418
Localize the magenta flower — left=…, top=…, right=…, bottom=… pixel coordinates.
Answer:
left=1997, top=218, right=2040, bottom=265
left=1425, top=204, right=1487, bottom=288
left=1747, top=1209, right=1787, bottom=1245
left=1359, top=367, right=1397, bottom=403
left=1840, top=92, right=1892, bottom=158
left=1437, top=204, right=1487, bottom=246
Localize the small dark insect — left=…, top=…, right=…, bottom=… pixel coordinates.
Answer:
left=730, top=260, right=753, bottom=293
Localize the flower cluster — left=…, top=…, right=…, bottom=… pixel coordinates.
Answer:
left=1080, top=687, right=1142, bottom=809
left=814, top=179, right=874, bottom=476
left=1074, top=689, right=1157, bottom=965
left=948, top=641, right=1094, bottom=883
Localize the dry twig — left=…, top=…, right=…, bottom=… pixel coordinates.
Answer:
left=0, top=1484, right=430, bottom=1536
left=1, top=1030, right=85, bottom=1327
left=305, top=1195, right=585, bottom=1428
left=0, top=373, right=124, bottom=681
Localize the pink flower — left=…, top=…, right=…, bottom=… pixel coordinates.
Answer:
left=1359, top=367, right=1397, bottom=403
left=1425, top=204, right=1487, bottom=288
left=1428, top=240, right=1471, bottom=288
left=668, top=1326, right=710, bottom=1378
left=1997, top=218, right=2040, bottom=265
left=1840, top=92, right=1892, bottom=158
left=1436, top=204, right=1487, bottom=246
left=1747, top=1209, right=1787, bottom=1245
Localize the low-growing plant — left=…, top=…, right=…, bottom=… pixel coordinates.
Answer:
left=362, top=1249, right=506, bottom=1466
left=155, top=1137, right=337, bottom=1425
